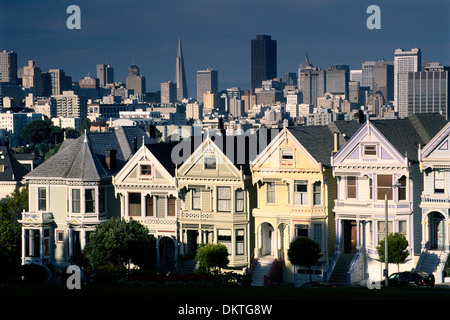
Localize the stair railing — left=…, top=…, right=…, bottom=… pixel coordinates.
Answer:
left=323, top=250, right=340, bottom=282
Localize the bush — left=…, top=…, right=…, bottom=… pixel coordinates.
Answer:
left=195, top=244, right=229, bottom=274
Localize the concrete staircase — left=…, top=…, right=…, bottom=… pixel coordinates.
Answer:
left=417, top=250, right=445, bottom=281
left=251, top=256, right=276, bottom=286
left=328, top=253, right=354, bottom=286
left=179, top=259, right=197, bottom=274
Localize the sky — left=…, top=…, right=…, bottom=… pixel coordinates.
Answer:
left=1, top=0, right=449, bottom=96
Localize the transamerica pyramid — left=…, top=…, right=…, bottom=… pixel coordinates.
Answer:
left=175, top=38, right=188, bottom=101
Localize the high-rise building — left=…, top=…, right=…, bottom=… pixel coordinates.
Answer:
left=126, top=64, right=146, bottom=96
left=49, top=69, right=72, bottom=96
left=96, top=64, right=114, bottom=87
left=372, top=61, right=394, bottom=102
left=251, top=35, right=277, bottom=89
left=350, top=70, right=362, bottom=84
left=299, top=68, right=326, bottom=107
left=175, top=38, right=188, bottom=101
left=362, top=61, right=376, bottom=89
left=0, top=51, right=17, bottom=83
left=394, top=48, right=421, bottom=116
left=22, top=60, right=43, bottom=96
left=160, top=81, right=177, bottom=104
left=326, top=65, right=349, bottom=98
left=197, top=69, right=218, bottom=103
left=52, top=90, right=88, bottom=119
left=406, top=64, right=449, bottom=120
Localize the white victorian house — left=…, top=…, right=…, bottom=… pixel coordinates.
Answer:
left=328, top=113, right=448, bottom=286
left=417, top=121, right=450, bottom=282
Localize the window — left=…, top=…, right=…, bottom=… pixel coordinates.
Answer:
left=128, top=192, right=141, bottom=216
left=266, top=182, right=276, bottom=204
left=369, top=178, right=373, bottom=200
left=399, top=220, right=407, bottom=237
left=236, top=229, right=245, bottom=255
left=235, top=189, right=244, bottom=212
left=286, top=183, right=290, bottom=204
left=145, top=195, right=153, bottom=216
left=347, top=177, right=357, bottom=199
left=140, top=165, right=152, bottom=179
left=364, top=145, right=377, bottom=156
left=25, top=229, right=40, bottom=257
left=38, top=187, right=46, bottom=211
left=313, top=182, right=321, bottom=205
left=294, top=181, right=308, bottom=205
left=295, top=224, right=308, bottom=237
left=281, top=149, right=294, bottom=160
left=204, top=157, right=216, bottom=170
left=368, top=221, right=373, bottom=246
left=218, top=229, right=231, bottom=253
left=313, top=224, right=322, bottom=249
left=377, top=175, right=393, bottom=200
left=72, top=189, right=80, bottom=213
left=167, top=196, right=176, bottom=216
left=192, top=189, right=201, bottom=210
left=398, top=176, right=407, bottom=200
left=434, top=171, right=445, bottom=194
left=377, top=221, right=393, bottom=244
left=85, top=188, right=95, bottom=213
left=217, top=187, right=231, bottom=212
left=99, top=187, right=105, bottom=212
left=56, top=230, right=64, bottom=243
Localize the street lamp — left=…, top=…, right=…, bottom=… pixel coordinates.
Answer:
left=384, top=181, right=402, bottom=287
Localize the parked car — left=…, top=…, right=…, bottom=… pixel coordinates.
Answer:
left=301, top=281, right=335, bottom=288
left=382, top=271, right=435, bottom=288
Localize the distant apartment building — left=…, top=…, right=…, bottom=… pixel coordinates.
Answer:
left=186, top=102, right=203, bottom=120
left=22, top=60, right=43, bottom=96
left=161, top=81, right=177, bottom=104
left=0, top=50, right=17, bottom=83
left=52, top=90, right=88, bottom=119
left=51, top=117, right=82, bottom=131
left=49, top=69, right=72, bottom=95
left=33, top=97, right=56, bottom=118
left=0, top=111, right=44, bottom=146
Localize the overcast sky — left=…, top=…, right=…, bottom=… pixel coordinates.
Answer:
left=1, top=0, right=449, bottom=95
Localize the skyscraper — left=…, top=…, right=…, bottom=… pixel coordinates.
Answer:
left=126, top=64, right=146, bottom=96
left=394, top=48, right=421, bottom=117
left=197, top=69, right=218, bottom=103
left=22, top=60, right=43, bottom=96
left=175, top=38, right=188, bottom=101
left=326, top=65, right=349, bottom=98
left=0, top=50, right=17, bottom=83
left=96, top=64, right=114, bottom=87
left=251, top=35, right=277, bottom=89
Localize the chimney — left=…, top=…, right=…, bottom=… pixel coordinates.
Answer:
left=105, top=149, right=117, bottom=170
left=333, top=132, right=339, bottom=154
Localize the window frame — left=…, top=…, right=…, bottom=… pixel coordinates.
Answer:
left=294, top=181, right=308, bottom=206
left=434, top=170, right=445, bottom=194
left=347, top=176, right=357, bottom=199
left=192, top=188, right=201, bottom=210
left=217, top=186, right=232, bottom=212
left=266, top=182, right=276, bottom=204
left=38, top=187, right=47, bottom=211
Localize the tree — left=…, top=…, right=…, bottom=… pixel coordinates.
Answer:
left=287, top=236, right=322, bottom=283
left=0, top=185, right=29, bottom=282
left=195, top=243, right=229, bottom=274
left=81, top=118, right=91, bottom=133
left=83, top=217, right=156, bottom=274
left=376, top=232, right=409, bottom=272
left=21, top=120, right=51, bottom=144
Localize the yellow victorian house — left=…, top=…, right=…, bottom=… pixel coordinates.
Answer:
left=251, top=122, right=361, bottom=286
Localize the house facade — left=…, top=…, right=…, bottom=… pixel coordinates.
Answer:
left=417, top=121, right=450, bottom=282
left=175, top=134, right=258, bottom=269
left=330, top=113, right=448, bottom=285
left=113, top=142, right=180, bottom=270
left=19, top=127, right=155, bottom=272
left=251, top=122, right=360, bottom=285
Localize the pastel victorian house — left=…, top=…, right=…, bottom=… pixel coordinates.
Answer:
left=175, top=133, right=261, bottom=269
left=250, top=122, right=360, bottom=286
left=19, top=127, right=154, bottom=272
left=113, top=141, right=181, bottom=270
left=329, top=113, right=447, bottom=285
left=417, top=121, right=450, bottom=282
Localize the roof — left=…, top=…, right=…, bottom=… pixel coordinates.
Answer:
left=0, top=146, right=33, bottom=182
left=145, top=142, right=180, bottom=176
left=24, top=126, right=157, bottom=181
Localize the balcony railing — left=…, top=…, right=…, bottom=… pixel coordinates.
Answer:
left=421, top=194, right=450, bottom=206
left=180, top=210, right=247, bottom=221
left=21, top=211, right=53, bottom=224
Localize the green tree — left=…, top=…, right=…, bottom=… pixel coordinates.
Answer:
left=21, top=120, right=51, bottom=144
left=287, top=236, right=322, bottom=283
left=195, top=243, right=229, bottom=274
left=376, top=232, right=409, bottom=272
left=81, top=118, right=91, bottom=133
left=83, top=217, right=156, bottom=274
left=0, top=185, right=29, bottom=282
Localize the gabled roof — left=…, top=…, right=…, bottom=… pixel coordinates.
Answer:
left=0, top=146, right=33, bottom=182
left=145, top=142, right=180, bottom=176
left=24, top=127, right=156, bottom=182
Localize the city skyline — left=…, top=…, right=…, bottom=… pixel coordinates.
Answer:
left=1, top=0, right=449, bottom=94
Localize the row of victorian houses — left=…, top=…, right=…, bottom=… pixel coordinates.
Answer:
left=18, top=113, right=450, bottom=286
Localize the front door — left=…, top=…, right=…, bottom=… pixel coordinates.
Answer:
left=344, top=220, right=357, bottom=253
left=186, top=230, right=198, bottom=258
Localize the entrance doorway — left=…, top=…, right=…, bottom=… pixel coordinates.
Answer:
left=429, top=212, right=445, bottom=249
left=343, top=220, right=357, bottom=253
left=186, top=230, right=198, bottom=258
left=259, top=223, right=274, bottom=256
left=159, top=237, right=176, bottom=269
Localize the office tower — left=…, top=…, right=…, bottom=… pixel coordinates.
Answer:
left=242, top=89, right=256, bottom=113
left=407, top=64, right=449, bottom=120
left=326, top=65, right=349, bottom=98
left=96, top=64, right=114, bottom=87
left=0, top=51, right=17, bottom=84
left=348, top=81, right=360, bottom=105
left=350, top=70, right=362, bottom=84
left=251, top=35, right=277, bottom=89
left=175, top=38, right=188, bottom=101
left=299, top=68, right=326, bottom=107
left=394, top=48, right=421, bottom=116
left=22, top=60, right=43, bottom=96
left=52, top=90, right=88, bottom=119
left=126, top=64, right=146, bottom=96
left=161, top=81, right=177, bottom=104
left=197, top=69, right=218, bottom=103
left=284, top=72, right=297, bottom=86
left=49, top=69, right=72, bottom=95
left=372, top=61, right=394, bottom=102
left=362, top=61, right=376, bottom=89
